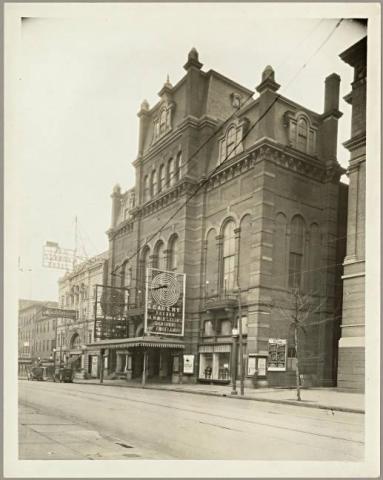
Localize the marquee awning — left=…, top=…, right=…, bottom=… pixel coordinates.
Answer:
left=87, top=336, right=185, bottom=351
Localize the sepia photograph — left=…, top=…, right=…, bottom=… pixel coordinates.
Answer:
left=4, top=2, right=381, bottom=478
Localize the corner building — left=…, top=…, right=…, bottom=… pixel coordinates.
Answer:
left=100, top=49, right=347, bottom=387
left=337, top=37, right=367, bottom=392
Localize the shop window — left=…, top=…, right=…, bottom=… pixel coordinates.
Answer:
left=199, top=352, right=231, bottom=380
left=199, top=353, right=213, bottom=378
left=267, top=338, right=287, bottom=371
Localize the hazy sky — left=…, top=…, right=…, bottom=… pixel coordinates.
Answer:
left=9, top=4, right=366, bottom=301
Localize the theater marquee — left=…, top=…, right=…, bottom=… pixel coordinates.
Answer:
left=145, top=268, right=186, bottom=336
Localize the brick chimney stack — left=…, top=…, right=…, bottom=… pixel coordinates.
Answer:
left=110, top=184, right=122, bottom=228
left=321, top=73, right=342, bottom=164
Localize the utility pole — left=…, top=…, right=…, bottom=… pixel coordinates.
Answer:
left=238, top=286, right=245, bottom=396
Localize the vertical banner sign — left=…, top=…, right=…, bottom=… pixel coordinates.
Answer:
left=145, top=268, right=185, bottom=336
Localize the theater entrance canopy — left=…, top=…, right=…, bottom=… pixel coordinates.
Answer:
left=87, top=336, right=185, bottom=384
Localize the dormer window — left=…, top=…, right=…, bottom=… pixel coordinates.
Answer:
left=218, top=122, right=245, bottom=165
left=297, top=118, right=308, bottom=151
left=284, top=111, right=317, bottom=155
left=153, top=102, right=174, bottom=143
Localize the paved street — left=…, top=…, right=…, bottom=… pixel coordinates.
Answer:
left=19, top=380, right=364, bottom=461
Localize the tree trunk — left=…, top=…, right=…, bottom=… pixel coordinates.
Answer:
left=295, top=326, right=301, bottom=401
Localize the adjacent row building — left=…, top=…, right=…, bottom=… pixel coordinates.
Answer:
left=18, top=299, right=58, bottom=376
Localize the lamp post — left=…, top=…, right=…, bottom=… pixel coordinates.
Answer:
left=52, top=348, right=57, bottom=369
left=231, top=327, right=239, bottom=395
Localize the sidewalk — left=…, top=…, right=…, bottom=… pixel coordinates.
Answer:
left=72, top=377, right=364, bottom=414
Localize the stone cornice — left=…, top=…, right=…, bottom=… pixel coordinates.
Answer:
left=343, top=132, right=366, bottom=152
left=110, top=177, right=199, bottom=239
left=205, top=139, right=342, bottom=191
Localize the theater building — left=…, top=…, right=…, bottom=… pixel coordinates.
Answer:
left=90, top=48, right=347, bottom=387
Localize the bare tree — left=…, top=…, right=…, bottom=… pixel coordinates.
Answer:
left=274, top=289, right=325, bottom=401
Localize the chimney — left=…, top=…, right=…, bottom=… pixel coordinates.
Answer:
left=110, top=184, right=122, bottom=228
left=324, top=73, right=341, bottom=114
left=255, top=65, right=280, bottom=140
left=321, top=73, right=342, bottom=165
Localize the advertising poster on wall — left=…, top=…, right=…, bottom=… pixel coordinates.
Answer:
left=183, top=354, right=194, bottom=374
left=145, top=268, right=186, bottom=336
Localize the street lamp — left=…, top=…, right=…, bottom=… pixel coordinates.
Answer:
left=52, top=348, right=57, bottom=368
left=231, top=327, right=239, bottom=395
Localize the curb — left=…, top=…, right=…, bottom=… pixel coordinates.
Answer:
left=72, top=380, right=365, bottom=415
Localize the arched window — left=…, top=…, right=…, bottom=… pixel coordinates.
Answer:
left=160, top=109, right=167, bottom=133
left=159, top=164, right=165, bottom=192
left=168, top=158, right=175, bottom=186
left=70, top=333, right=81, bottom=349
left=155, top=241, right=166, bottom=271
left=151, top=170, right=157, bottom=197
left=297, top=118, right=308, bottom=152
left=168, top=235, right=179, bottom=271
left=175, top=151, right=182, bottom=182
left=120, top=261, right=131, bottom=289
left=219, top=124, right=243, bottom=164
left=289, top=216, right=305, bottom=289
left=143, top=175, right=150, bottom=202
left=222, top=221, right=236, bottom=292
left=204, top=320, right=214, bottom=336
left=140, top=247, right=151, bottom=290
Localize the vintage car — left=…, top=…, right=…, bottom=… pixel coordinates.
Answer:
left=27, top=366, right=45, bottom=381
left=53, top=367, right=74, bottom=383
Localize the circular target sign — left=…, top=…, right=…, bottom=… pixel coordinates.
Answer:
left=151, top=272, right=181, bottom=307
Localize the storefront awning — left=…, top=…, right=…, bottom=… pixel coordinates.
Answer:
left=87, top=336, right=185, bottom=350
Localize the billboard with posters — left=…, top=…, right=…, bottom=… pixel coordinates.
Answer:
left=145, top=268, right=186, bottom=336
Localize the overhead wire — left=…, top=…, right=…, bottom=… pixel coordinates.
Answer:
left=111, top=18, right=344, bottom=275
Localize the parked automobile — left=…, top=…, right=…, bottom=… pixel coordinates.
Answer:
left=53, top=367, right=74, bottom=383
left=27, top=366, right=45, bottom=381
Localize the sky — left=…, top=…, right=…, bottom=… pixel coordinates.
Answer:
left=8, top=4, right=367, bottom=301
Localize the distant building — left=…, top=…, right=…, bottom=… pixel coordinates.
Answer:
left=18, top=299, right=58, bottom=376
left=90, top=49, right=347, bottom=387
left=57, top=251, right=108, bottom=376
left=337, top=36, right=367, bottom=392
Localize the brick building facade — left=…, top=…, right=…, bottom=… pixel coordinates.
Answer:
left=337, top=37, right=367, bottom=392
left=18, top=299, right=58, bottom=376
left=90, top=48, right=347, bottom=387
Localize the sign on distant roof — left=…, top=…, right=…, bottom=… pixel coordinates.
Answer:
left=41, top=307, right=77, bottom=319
left=42, top=242, right=75, bottom=271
